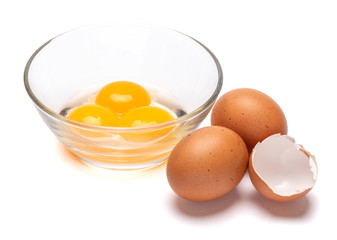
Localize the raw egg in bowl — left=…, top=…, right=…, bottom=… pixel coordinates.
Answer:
left=24, top=23, right=223, bottom=170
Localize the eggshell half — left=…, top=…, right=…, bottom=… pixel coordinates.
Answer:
left=249, top=134, right=317, bottom=202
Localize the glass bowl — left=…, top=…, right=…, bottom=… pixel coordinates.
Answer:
left=24, top=23, right=223, bottom=170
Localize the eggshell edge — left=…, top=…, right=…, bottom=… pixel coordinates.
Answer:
left=248, top=134, right=317, bottom=202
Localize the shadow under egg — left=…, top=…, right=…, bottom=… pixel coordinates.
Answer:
left=248, top=191, right=312, bottom=218
left=173, top=188, right=241, bottom=217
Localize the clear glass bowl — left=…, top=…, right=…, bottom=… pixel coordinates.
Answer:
left=24, top=23, right=223, bottom=170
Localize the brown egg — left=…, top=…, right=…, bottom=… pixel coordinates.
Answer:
left=166, top=126, right=248, bottom=202
left=211, top=88, right=288, bottom=151
left=249, top=134, right=318, bottom=202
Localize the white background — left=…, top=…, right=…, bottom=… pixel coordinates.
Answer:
left=1, top=0, right=336, bottom=239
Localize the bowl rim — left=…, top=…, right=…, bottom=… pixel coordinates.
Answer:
left=24, top=23, right=223, bottom=132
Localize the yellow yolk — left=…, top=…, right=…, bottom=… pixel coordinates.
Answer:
left=119, top=106, right=176, bottom=142
left=67, top=104, right=119, bottom=127
left=119, top=106, right=175, bottom=127
left=66, top=81, right=176, bottom=141
left=95, top=81, right=151, bottom=114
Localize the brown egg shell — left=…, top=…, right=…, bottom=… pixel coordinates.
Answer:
left=249, top=156, right=312, bottom=202
left=166, top=126, right=249, bottom=202
left=211, top=88, right=288, bottom=151
left=248, top=134, right=317, bottom=202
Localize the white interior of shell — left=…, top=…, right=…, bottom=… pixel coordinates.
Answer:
left=251, top=134, right=317, bottom=196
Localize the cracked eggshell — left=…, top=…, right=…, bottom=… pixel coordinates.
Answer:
left=166, top=126, right=249, bottom=202
left=249, top=134, right=318, bottom=202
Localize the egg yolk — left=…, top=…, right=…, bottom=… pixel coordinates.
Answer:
left=95, top=81, right=151, bottom=114
left=119, top=106, right=175, bottom=127
left=119, top=106, right=176, bottom=142
left=67, top=104, right=119, bottom=127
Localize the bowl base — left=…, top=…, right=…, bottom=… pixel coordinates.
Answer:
left=75, top=154, right=169, bottom=171
left=63, top=142, right=172, bottom=171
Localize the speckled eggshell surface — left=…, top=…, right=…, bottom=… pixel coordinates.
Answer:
left=166, top=126, right=249, bottom=202
left=211, top=88, right=288, bottom=151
